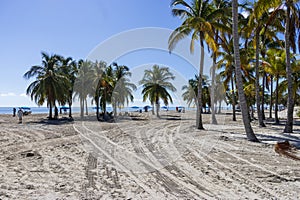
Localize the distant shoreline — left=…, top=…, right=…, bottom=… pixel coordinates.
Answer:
left=0, top=106, right=197, bottom=115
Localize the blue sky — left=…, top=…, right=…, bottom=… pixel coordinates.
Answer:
left=0, top=0, right=213, bottom=107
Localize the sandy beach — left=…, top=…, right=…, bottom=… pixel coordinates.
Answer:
left=0, top=111, right=300, bottom=199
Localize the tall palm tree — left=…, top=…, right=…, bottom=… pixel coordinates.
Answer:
left=74, top=60, right=94, bottom=118
left=265, top=49, right=287, bottom=124
left=139, top=65, right=176, bottom=117
left=169, top=0, right=217, bottom=129
left=60, top=56, right=77, bottom=119
left=111, top=63, right=137, bottom=117
left=24, top=52, right=69, bottom=119
left=232, top=0, right=259, bottom=142
left=100, top=65, right=114, bottom=118
left=92, top=61, right=110, bottom=121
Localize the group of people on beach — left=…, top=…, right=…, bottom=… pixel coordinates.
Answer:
left=13, top=108, right=24, bottom=123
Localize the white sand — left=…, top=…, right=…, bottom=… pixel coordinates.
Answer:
left=0, top=111, right=300, bottom=199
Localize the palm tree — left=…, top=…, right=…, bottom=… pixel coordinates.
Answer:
left=182, top=78, right=198, bottom=107
left=217, top=36, right=237, bottom=121
left=24, top=52, right=70, bottom=119
left=217, top=35, right=253, bottom=121
left=111, top=63, right=137, bottom=117
left=232, top=0, right=259, bottom=142
left=74, top=60, right=94, bottom=118
left=169, top=0, right=217, bottom=129
left=182, top=75, right=211, bottom=112
left=209, top=0, right=231, bottom=124
left=60, top=56, right=77, bottom=119
left=265, top=49, right=287, bottom=124
left=92, top=61, right=109, bottom=121
left=139, top=65, right=176, bottom=117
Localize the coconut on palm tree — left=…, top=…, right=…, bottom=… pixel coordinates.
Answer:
left=139, top=65, right=176, bottom=118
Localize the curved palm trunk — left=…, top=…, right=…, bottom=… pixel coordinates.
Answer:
left=255, top=30, right=265, bottom=127
left=269, top=75, right=273, bottom=119
left=231, top=74, right=236, bottom=121
left=284, top=3, right=294, bottom=133
left=275, top=76, right=280, bottom=125
left=196, top=41, right=205, bottom=130
left=211, top=54, right=218, bottom=124
left=232, top=0, right=259, bottom=142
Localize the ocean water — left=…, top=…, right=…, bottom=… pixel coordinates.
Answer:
left=0, top=106, right=196, bottom=114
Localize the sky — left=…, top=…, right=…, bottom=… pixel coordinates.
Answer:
left=0, top=0, right=213, bottom=107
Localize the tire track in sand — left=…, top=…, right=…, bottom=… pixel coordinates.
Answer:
left=74, top=122, right=213, bottom=199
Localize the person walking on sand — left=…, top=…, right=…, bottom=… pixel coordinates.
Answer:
left=17, top=108, right=23, bottom=123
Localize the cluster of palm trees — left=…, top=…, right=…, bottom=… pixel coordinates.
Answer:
left=24, top=53, right=178, bottom=120
left=169, top=0, right=300, bottom=139
left=24, top=52, right=137, bottom=120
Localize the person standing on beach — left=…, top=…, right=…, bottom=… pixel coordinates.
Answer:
left=13, top=108, right=16, bottom=117
left=17, top=108, right=23, bottom=123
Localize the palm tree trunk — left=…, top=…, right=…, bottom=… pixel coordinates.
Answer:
left=96, top=96, right=100, bottom=121
left=196, top=40, right=204, bottom=130
left=250, top=105, right=254, bottom=120
left=269, top=75, right=273, bottom=119
left=275, top=76, right=279, bottom=125
left=113, top=102, right=117, bottom=118
left=68, top=90, right=72, bottom=118
left=255, top=29, right=265, bottom=127
left=85, top=98, right=88, bottom=115
left=262, top=73, right=266, bottom=120
left=218, top=100, right=222, bottom=114
left=231, top=74, right=236, bottom=121
left=284, top=3, right=294, bottom=133
left=49, top=103, right=53, bottom=119
left=211, top=54, right=218, bottom=124
left=80, top=97, right=84, bottom=118
left=69, top=102, right=72, bottom=119
left=151, top=103, right=155, bottom=115
left=232, top=0, right=259, bottom=142
left=156, top=103, right=160, bottom=118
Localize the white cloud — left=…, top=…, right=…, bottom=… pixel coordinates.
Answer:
left=19, top=93, right=27, bottom=97
left=0, top=92, right=16, bottom=97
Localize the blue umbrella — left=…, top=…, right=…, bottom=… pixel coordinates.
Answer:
left=131, top=106, right=139, bottom=109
